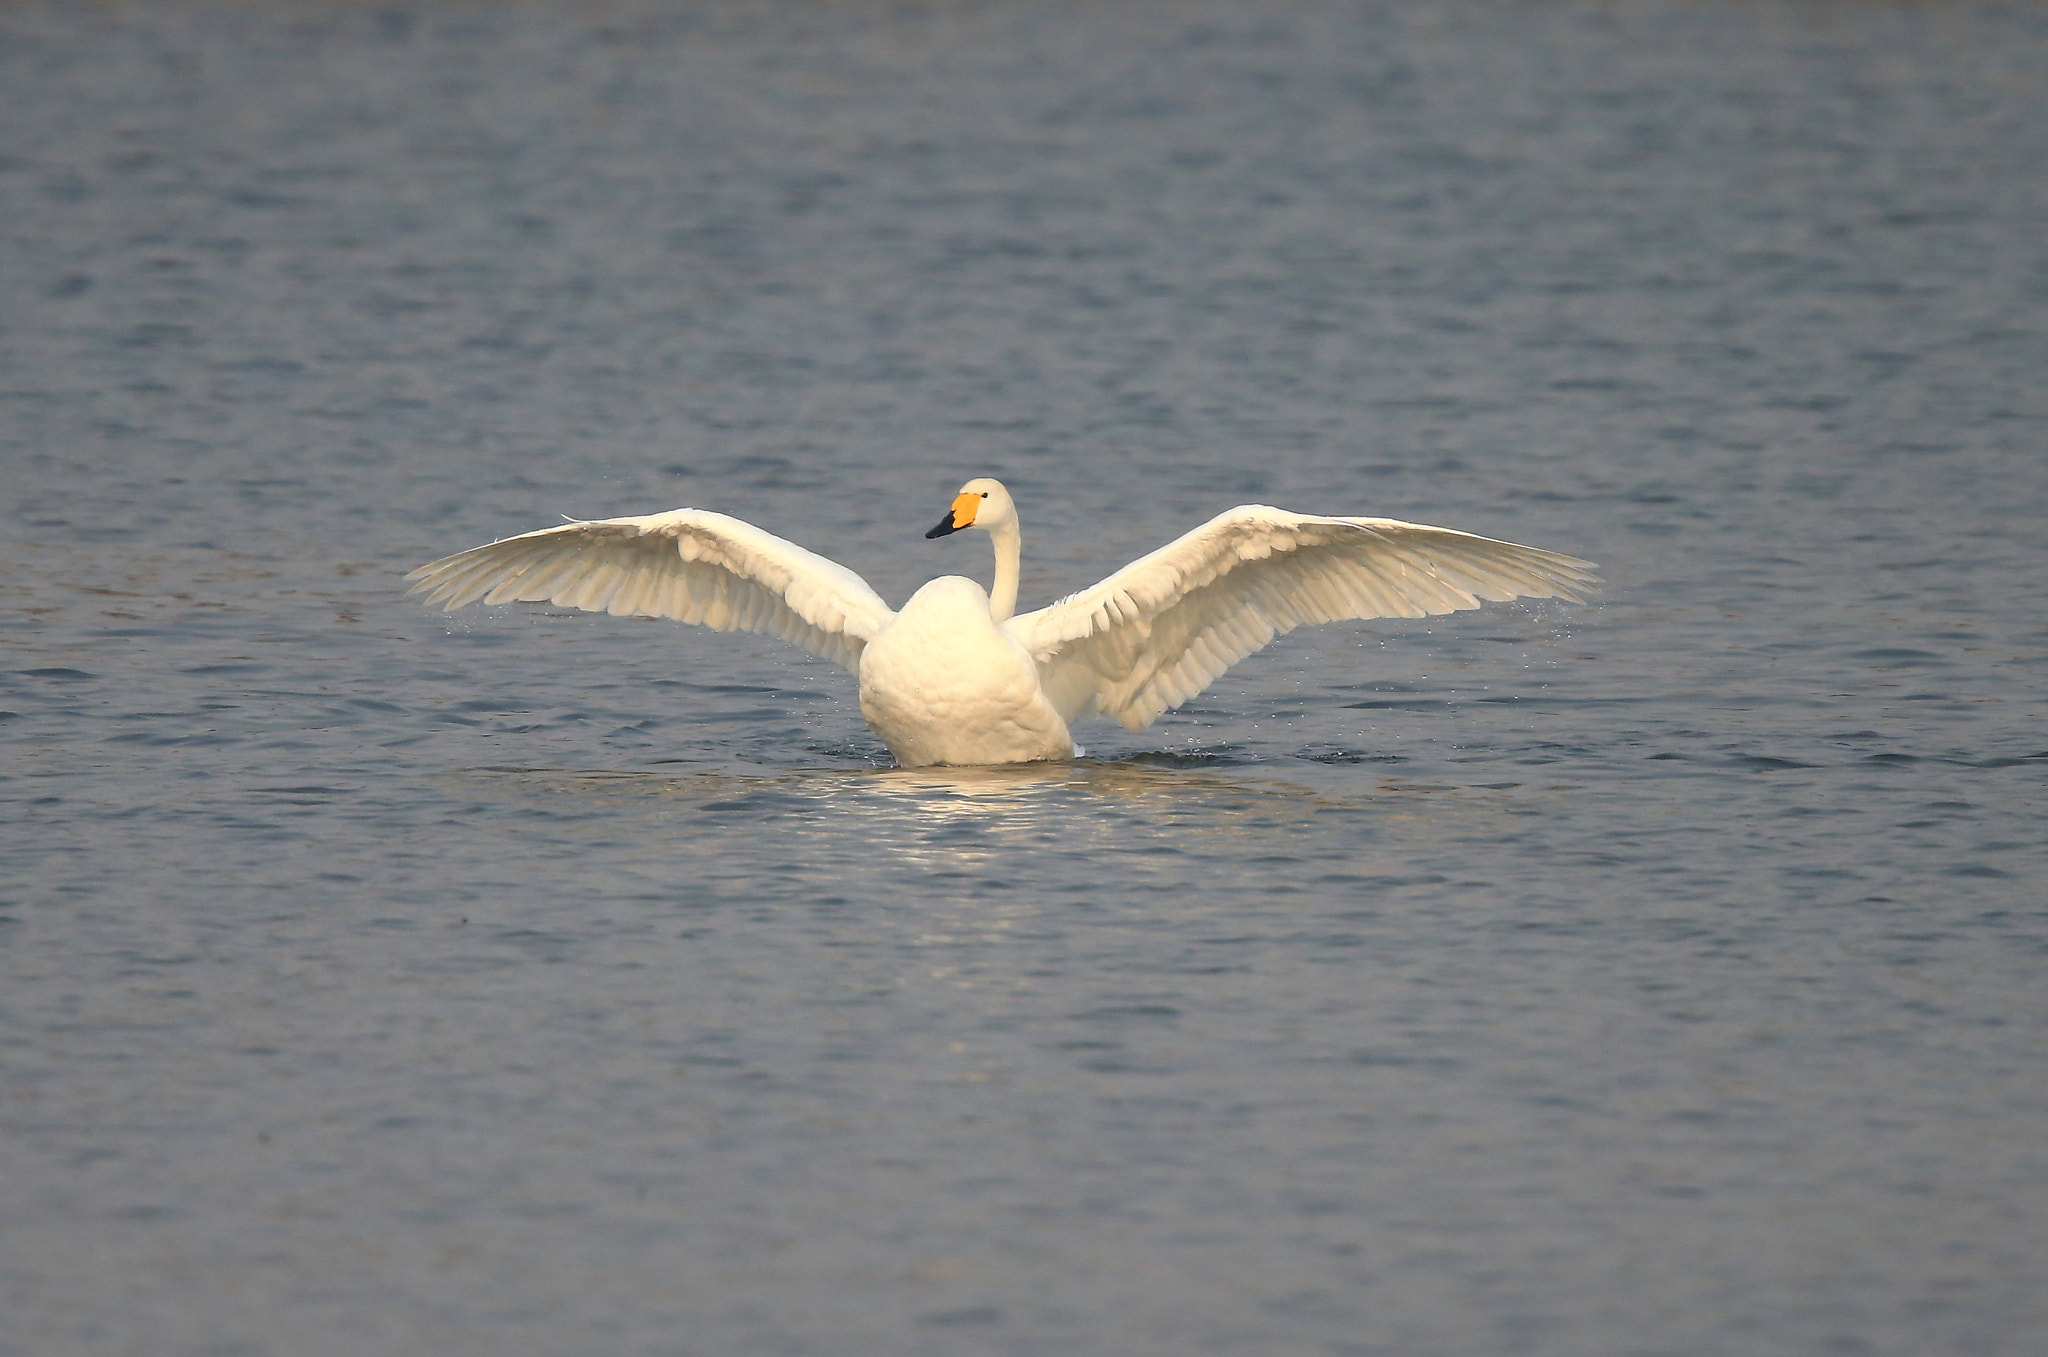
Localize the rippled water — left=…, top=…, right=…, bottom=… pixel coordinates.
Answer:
left=5, top=1, right=2047, bottom=1353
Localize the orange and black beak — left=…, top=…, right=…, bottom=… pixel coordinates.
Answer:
left=925, top=491, right=980, bottom=539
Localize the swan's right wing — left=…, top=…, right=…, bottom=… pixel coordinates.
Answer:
left=1009, top=506, right=1598, bottom=730
left=406, top=509, right=894, bottom=674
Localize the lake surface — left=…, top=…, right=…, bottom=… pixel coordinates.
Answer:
left=3, top=1, right=2046, bottom=1353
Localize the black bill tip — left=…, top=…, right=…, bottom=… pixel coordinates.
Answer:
left=925, top=513, right=960, bottom=539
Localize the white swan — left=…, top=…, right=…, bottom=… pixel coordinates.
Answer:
left=406, top=478, right=1597, bottom=767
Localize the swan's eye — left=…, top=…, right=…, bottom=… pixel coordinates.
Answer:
left=980, top=492, right=988, bottom=498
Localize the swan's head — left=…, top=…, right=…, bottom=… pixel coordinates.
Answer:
left=925, top=477, right=1016, bottom=539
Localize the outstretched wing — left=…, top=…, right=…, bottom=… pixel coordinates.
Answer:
left=405, top=509, right=895, bottom=673
left=1008, top=506, right=1598, bottom=730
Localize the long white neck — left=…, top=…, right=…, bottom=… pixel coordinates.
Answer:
left=987, top=519, right=1020, bottom=623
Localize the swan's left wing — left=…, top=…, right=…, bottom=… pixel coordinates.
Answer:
left=406, top=509, right=894, bottom=674
left=1008, top=506, right=1599, bottom=731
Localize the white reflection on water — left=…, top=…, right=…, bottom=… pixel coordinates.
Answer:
left=434, top=756, right=1529, bottom=887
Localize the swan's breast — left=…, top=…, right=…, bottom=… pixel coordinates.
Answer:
left=856, top=576, right=1071, bottom=765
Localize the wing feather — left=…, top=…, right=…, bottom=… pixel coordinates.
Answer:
left=406, top=509, right=894, bottom=674
left=1008, top=506, right=1597, bottom=731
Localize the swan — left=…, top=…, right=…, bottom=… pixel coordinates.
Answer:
left=406, top=478, right=1597, bottom=767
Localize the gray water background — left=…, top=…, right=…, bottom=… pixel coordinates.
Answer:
left=4, top=1, right=2047, bottom=1353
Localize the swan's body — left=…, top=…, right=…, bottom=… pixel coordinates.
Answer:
left=859, top=576, right=1075, bottom=766
left=407, top=478, right=1597, bottom=767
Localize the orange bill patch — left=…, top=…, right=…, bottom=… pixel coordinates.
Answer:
left=949, top=491, right=980, bottom=529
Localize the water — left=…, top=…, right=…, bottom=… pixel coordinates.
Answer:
left=4, top=1, right=2047, bottom=1352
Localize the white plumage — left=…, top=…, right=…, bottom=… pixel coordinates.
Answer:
left=406, top=477, right=1598, bottom=767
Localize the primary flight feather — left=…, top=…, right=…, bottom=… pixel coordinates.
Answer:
left=407, top=477, right=1597, bottom=767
